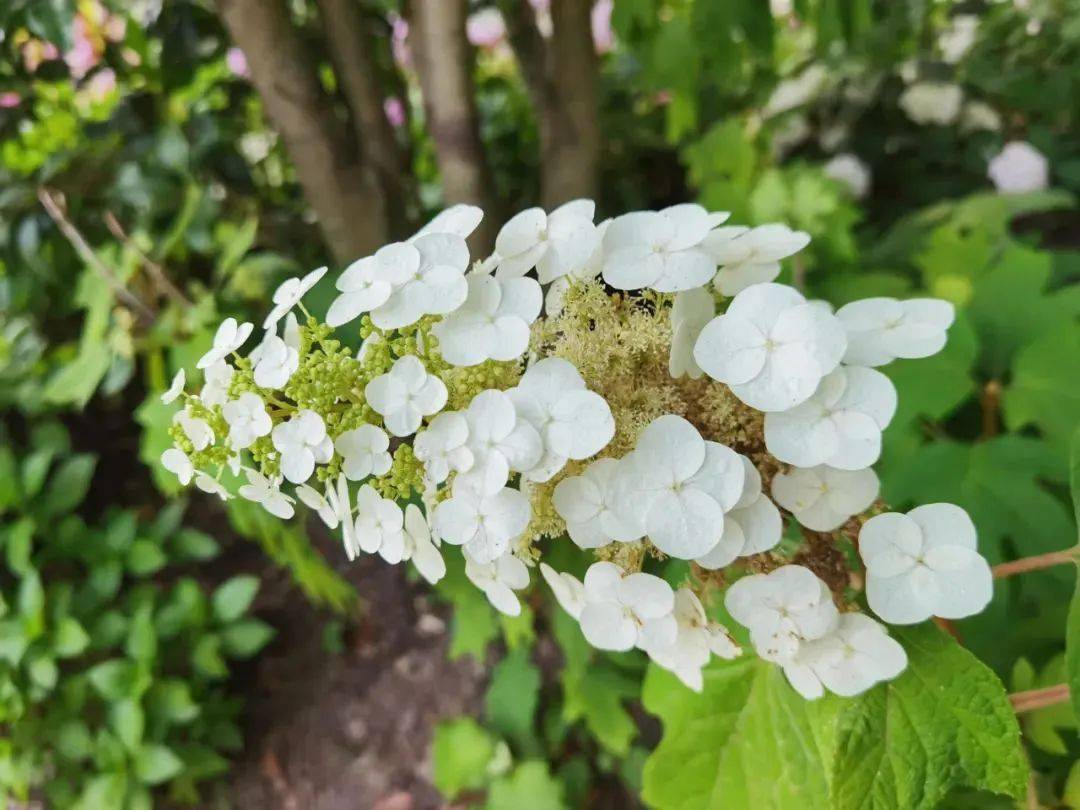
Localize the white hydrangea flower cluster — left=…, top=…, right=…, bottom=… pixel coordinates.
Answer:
left=159, top=201, right=993, bottom=700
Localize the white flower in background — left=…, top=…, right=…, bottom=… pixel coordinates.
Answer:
left=939, top=14, right=979, bottom=64
left=961, top=101, right=1001, bottom=132
left=668, top=287, right=714, bottom=379
left=772, top=465, right=879, bottom=532
left=706, top=223, right=811, bottom=296
left=540, top=563, right=586, bottom=619
left=837, top=297, right=955, bottom=367
left=433, top=478, right=531, bottom=564
left=414, top=412, right=474, bottom=484
left=200, top=360, right=234, bottom=407
left=899, top=82, right=963, bottom=126
left=762, top=64, right=828, bottom=118
left=175, top=411, right=214, bottom=450
left=366, top=234, right=471, bottom=330
left=988, top=141, right=1049, bottom=193
left=161, top=369, right=185, bottom=404
left=271, top=409, right=333, bottom=483
left=860, top=504, right=992, bottom=625
left=432, top=274, right=542, bottom=366
left=695, top=457, right=782, bottom=569
left=411, top=204, right=483, bottom=241
left=553, top=458, right=641, bottom=549
left=403, top=504, right=445, bottom=584
left=823, top=154, right=871, bottom=199
left=253, top=334, right=300, bottom=389
left=647, top=589, right=741, bottom=691
left=238, top=469, right=295, bottom=519
left=509, top=358, right=614, bottom=481
left=577, top=561, right=676, bottom=652
left=222, top=392, right=272, bottom=449
left=725, top=565, right=838, bottom=662
left=611, top=415, right=745, bottom=558
left=765, top=366, right=897, bottom=469
left=464, top=547, right=530, bottom=616
left=494, top=199, right=599, bottom=283
left=263, top=266, right=327, bottom=331
left=354, top=484, right=406, bottom=563
left=335, top=424, right=392, bottom=481
left=161, top=448, right=194, bottom=485
left=544, top=218, right=610, bottom=315
left=198, top=317, right=254, bottom=369
left=365, top=355, right=448, bottom=438
left=694, top=283, right=847, bottom=412
left=194, top=472, right=231, bottom=501
left=788, top=613, right=907, bottom=699
left=459, top=389, right=542, bottom=494
left=602, top=204, right=728, bottom=293
left=326, top=255, right=392, bottom=327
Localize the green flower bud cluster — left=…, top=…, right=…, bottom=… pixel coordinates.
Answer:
left=374, top=444, right=424, bottom=501
left=247, top=434, right=280, bottom=478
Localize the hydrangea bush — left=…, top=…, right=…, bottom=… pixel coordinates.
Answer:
left=159, top=200, right=991, bottom=700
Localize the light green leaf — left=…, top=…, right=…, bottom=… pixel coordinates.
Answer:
left=87, top=659, right=141, bottom=702
left=432, top=717, right=497, bottom=798
left=53, top=616, right=90, bottom=658
left=38, top=454, right=96, bottom=517
left=1064, top=428, right=1080, bottom=722
left=485, top=649, right=540, bottom=751
left=211, top=575, right=260, bottom=622
left=486, top=761, right=566, bottom=810
left=110, top=698, right=145, bottom=751
left=221, top=618, right=275, bottom=658
left=1003, top=322, right=1080, bottom=446
left=642, top=656, right=839, bottom=810
left=134, top=743, right=183, bottom=785
left=831, top=624, right=1027, bottom=809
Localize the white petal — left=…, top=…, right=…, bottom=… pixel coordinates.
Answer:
left=579, top=603, right=637, bottom=651
left=646, top=488, right=725, bottom=559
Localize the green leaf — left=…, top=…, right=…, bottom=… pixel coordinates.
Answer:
left=1064, top=429, right=1080, bottom=722
left=432, top=717, right=497, bottom=798
left=221, top=618, right=275, bottom=658
left=171, top=528, right=219, bottom=561
left=126, top=538, right=168, bottom=576
left=485, top=649, right=541, bottom=751
left=4, top=517, right=35, bottom=575
left=56, top=720, right=94, bottom=761
left=642, top=656, right=840, bottom=810
left=435, top=554, right=499, bottom=660
left=87, top=660, right=141, bottom=702
left=192, top=634, right=229, bottom=679
left=110, top=698, right=145, bottom=751
left=486, top=761, right=566, bottom=810
left=25, top=0, right=77, bottom=50
left=831, top=625, right=1027, bottom=809
left=125, top=605, right=157, bottom=662
left=27, top=653, right=58, bottom=690
left=134, top=743, right=183, bottom=785
left=0, top=446, right=19, bottom=512
left=38, top=454, right=96, bottom=517
left=211, top=575, right=260, bottom=622
left=72, top=772, right=126, bottom=810
left=0, top=619, right=29, bottom=665
left=21, top=449, right=54, bottom=500
left=553, top=611, right=638, bottom=755
left=146, top=680, right=200, bottom=725
left=1004, top=322, right=1080, bottom=447
left=53, top=616, right=90, bottom=657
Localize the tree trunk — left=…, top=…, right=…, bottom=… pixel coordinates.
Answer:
left=409, top=0, right=501, bottom=251
left=215, top=0, right=387, bottom=263
left=502, top=0, right=601, bottom=209
left=317, top=0, right=412, bottom=237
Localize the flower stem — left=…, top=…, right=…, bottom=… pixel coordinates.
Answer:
left=992, top=548, right=1079, bottom=579
left=1010, top=682, right=1070, bottom=714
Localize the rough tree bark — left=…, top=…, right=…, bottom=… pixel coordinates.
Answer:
left=502, top=0, right=601, bottom=209
left=317, top=0, right=411, bottom=236
left=215, top=0, right=387, bottom=263
left=409, top=0, right=501, bottom=251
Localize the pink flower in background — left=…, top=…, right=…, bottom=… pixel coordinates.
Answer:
left=0, top=92, right=21, bottom=108
left=528, top=0, right=550, bottom=10
left=65, top=16, right=101, bottom=79
left=390, top=13, right=411, bottom=69
left=591, top=0, right=614, bottom=54
left=467, top=8, right=506, bottom=48
left=653, top=90, right=673, bottom=106
left=384, top=96, right=406, bottom=129
left=226, top=47, right=250, bottom=78
left=23, top=40, right=60, bottom=73
left=85, top=68, right=117, bottom=102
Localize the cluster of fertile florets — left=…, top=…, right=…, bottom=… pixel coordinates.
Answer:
left=160, top=201, right=993, bottom=698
